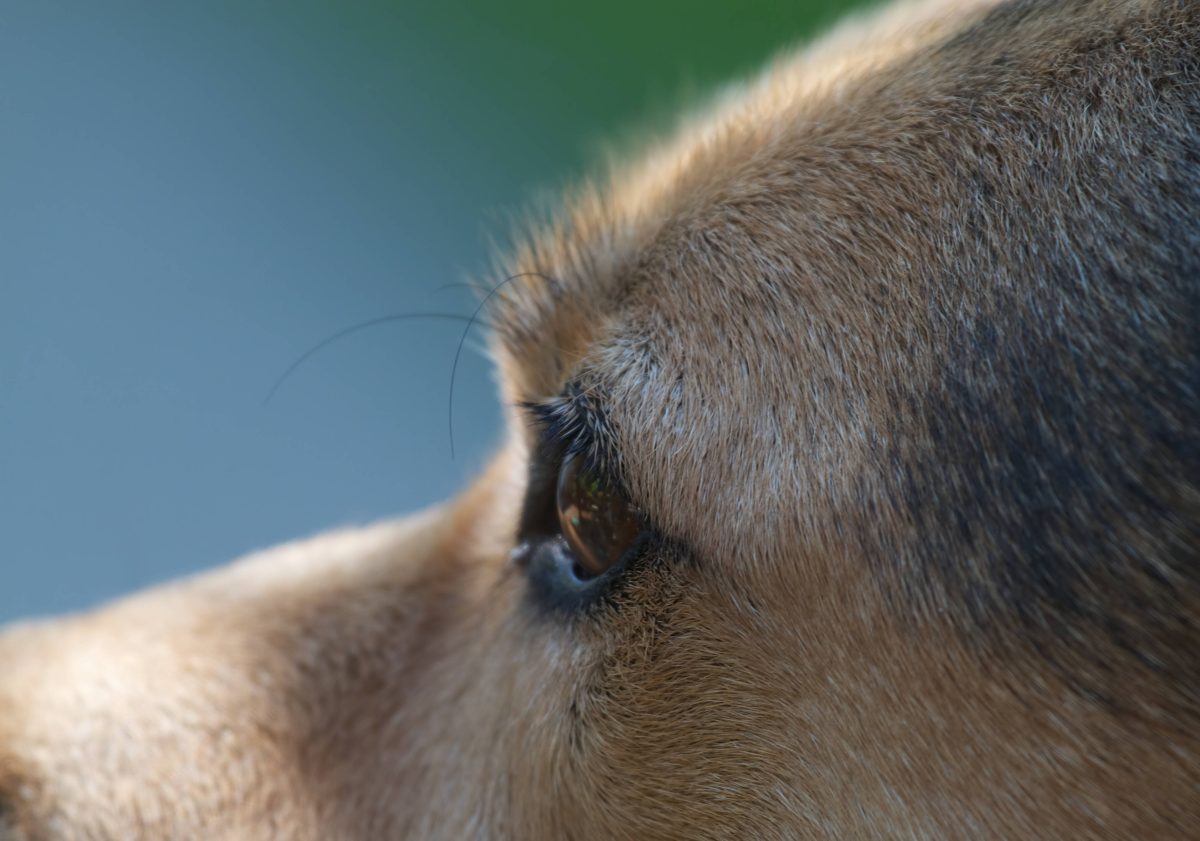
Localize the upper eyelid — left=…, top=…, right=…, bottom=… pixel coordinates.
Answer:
left=520, top=383, right=625, bottom=485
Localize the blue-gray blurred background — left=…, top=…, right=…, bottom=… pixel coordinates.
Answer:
left=1, top=1, right=862, bottom=622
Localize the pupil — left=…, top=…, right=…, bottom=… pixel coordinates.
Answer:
left=556, top=455, right=640, bottom=579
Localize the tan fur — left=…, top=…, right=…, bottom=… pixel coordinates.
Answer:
left=2, top=0, right=1198, bottom=837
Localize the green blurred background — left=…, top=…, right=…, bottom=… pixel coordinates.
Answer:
left=0, top=0, right=866, bottom=621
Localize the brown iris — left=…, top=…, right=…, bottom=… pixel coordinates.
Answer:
left=555, top=454, right=642, bottom=579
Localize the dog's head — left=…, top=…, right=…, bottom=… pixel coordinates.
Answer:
left=2, top=0, right=1197, bottom=838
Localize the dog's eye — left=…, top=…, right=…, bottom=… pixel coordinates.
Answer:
left=516, top=391, right=651, bottom=610
left=556, top=455, right=642, bottom=579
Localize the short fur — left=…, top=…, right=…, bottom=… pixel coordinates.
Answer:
left=1, top=0, right=1197, bottom=838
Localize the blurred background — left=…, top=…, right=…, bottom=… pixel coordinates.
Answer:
left=0, top=1, right=864, bottom=622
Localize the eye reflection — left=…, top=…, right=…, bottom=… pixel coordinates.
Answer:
left=555, top=454, right=643, bottom=579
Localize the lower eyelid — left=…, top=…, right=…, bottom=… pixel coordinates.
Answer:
left=524, top=536, right=611, bottom=613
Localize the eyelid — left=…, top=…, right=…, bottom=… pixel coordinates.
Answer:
left=519, top=382, right=624, bottom=488
left=521, top=397, right=591, bottom=460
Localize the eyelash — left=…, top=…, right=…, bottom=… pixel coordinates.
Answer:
left=521, top=383, right=621, bottom=484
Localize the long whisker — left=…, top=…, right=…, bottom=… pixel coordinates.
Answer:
left=448, top=272, right=553, bottom=459
left=264, top=312, right=479, bottom=405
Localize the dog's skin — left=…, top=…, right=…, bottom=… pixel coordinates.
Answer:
left=1, top=0, right=1197, bottom=837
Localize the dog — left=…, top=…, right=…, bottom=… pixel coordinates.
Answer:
left=1, top=0, right=1197, bottom=837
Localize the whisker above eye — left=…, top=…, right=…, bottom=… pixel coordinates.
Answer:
left=448, top=271, right=558, bottom=460
left=263, top=312, right=483, bottom=405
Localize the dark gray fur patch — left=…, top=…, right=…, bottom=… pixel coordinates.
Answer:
left=871, top=6, right=1200, bottom=717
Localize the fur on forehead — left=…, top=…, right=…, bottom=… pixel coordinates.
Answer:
left=490, top=0, right=1200, bottom=721
left=489, top=0, right=1114, bottom=550
left=488, top=0, right=1010, bottom=378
